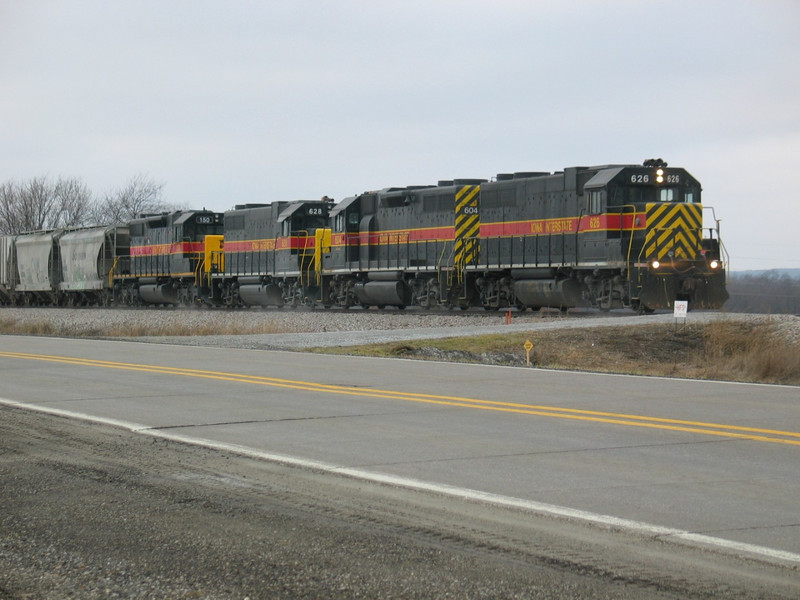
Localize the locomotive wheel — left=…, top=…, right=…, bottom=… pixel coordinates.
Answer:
left=633, top=300, right=655, bottom=315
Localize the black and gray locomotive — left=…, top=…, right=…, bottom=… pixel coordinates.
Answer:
left=114, top=210, right=224, bottom=306
left=0, top=159, right=728, bottom=312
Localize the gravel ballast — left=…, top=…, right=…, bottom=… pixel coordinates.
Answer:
left=1, top=307, right=798, bottom=350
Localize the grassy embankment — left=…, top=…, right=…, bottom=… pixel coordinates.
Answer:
left=315, top=319, right=800, bottom=386
left=0, top=315, right=797, bottom=386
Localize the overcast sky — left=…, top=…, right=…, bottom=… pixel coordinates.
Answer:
left=2, top=1, right=798, bottom=271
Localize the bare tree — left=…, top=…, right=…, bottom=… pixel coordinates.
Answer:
left=91, top=173, right=174, bottom=224
left=0, top=176, right=94, bottom=233
left=0, top=181, right=21, bottom=234
left=19, top=177, right=56, bottom=231
left=0, top=174, right=181, bottom=233
left=55, top=178, right=93, bottom=227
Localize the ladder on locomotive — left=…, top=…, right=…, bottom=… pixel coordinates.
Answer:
left=438, top=240, right=470, bottom=304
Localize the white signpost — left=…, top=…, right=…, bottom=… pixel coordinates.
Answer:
left=674, top=300, right=688, bottom=329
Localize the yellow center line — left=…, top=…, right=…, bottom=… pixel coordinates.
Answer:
left=2, top=350, right=799, bottom=446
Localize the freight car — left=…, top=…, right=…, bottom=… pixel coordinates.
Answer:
left=0, top=225, right=129, bottom=306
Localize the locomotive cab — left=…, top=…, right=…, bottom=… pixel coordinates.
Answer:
left=274, top=199, right=334, bottom=304
left=597, top=160, right=728, bottom=310
left=329, top=195, right=363, bottom=268
left=275, top=200, right=331, bottom=260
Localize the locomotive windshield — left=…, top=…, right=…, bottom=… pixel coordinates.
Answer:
left=605, top=169, right=700, bottom=206
left=614, top=186, right=700, bottom=205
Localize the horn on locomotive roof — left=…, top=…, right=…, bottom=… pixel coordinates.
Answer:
left=643, top=158, right=668, bottom=168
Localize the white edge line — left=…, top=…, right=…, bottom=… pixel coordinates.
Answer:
left=3, top=396, right=800, bottom=566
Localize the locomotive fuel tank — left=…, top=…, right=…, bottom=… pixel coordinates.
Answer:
left=354, top=278, right=413, bottom=307
left=138, top=280, right=178, bottom=304
left=513, top=278, right=590, bottom=308
left=237, top=279, right=284, bottom=306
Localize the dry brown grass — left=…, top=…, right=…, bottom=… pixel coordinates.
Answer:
left=698, top=320, right=800, bottom=385
left=322, top=320, right=800, bottom=386
left=0, top=318, right=58, bottom=337
left=0, top=317, right=283, bottom=338
left=98, top=322, right=284, bottom=337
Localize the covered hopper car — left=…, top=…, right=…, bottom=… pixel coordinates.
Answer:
left=1, top=226, right=129, bottom=306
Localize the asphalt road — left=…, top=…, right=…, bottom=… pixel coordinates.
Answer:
left=1, top=334, right=799, bottom=598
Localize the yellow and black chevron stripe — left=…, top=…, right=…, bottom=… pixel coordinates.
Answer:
left=454, top=185, right=480, bottom=266
left=643, top=203, right=702, bottom=261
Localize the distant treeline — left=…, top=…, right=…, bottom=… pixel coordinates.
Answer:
left=726, top=272, right=800, bottom=314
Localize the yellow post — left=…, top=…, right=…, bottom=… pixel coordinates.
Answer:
left=524, top=340, right=534, bottom=366
left=108, top=256, right=119, bottom=289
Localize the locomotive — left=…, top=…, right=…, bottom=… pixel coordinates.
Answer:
left=115, top=210, right=224, bottom=306
left=0, top=159, right=728, bottom=312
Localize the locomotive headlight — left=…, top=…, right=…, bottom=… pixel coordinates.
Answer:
left=651, top=260, right=661, bottom=270
left=709, top=259, right=720, bottom=269
left=656, top=168, right=665, bottom=184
